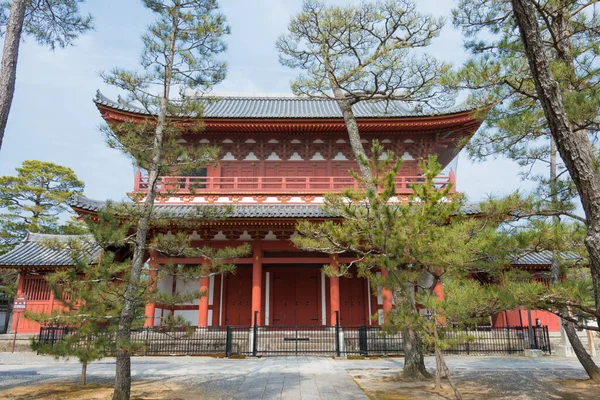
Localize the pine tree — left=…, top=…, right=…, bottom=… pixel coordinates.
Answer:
left=28, top=223, right=130, bottom=386
left=452, top=0, right=600, bottom=325
left=277, top=0, right=451, bottom=183
left=0, top=160, right=86, bottom=253
left=293, top=141, right=516, bottom=397
left=277, top=0, right=452, bottom=378
left=452, top=0, right=600, bottom=380
left=27, top=208, right=249, bottom=387
left=99, top=1, right=233, bottom=399
left=0, top=0, right=93, bottom=150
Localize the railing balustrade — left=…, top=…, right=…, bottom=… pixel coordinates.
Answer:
left=133, top=174, right=455, bottom=194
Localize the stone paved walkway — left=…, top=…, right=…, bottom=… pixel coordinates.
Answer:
left=1, top=353, right=598, bottom=399
left=0, top=354, right=367, bottom=399
left=232, top=357, right=365, bottom=399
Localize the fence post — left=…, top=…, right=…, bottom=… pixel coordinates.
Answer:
left=545, top=326, right=551, bottom=355
left=506, top=326, right=511, bottom=354
left=226, top=326, right=232, bottom=357
left=50, top=325, right=56, bottom=347
left=466, top=327, right=470, bottom=356
left=253, top=310, right=258, bottom=357
left=359, top=326, right=367, bottom=356
left=295, top=325, right=299, bottom=356
left=335, top=311, right=341, bottom=357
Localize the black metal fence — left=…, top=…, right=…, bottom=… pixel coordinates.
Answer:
left=439, top=325, right=551, bottom=355
left=38, top=315, right=550, bottom=357
left=253, top=325, right=338, bottom=355
left=38, top=326, right=70, bottom=346
left=343, top=325, right=404, bottom=356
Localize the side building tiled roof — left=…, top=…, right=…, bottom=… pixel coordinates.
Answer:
left=0, top=232, right=101, bottom=267
left=68, top=195, right=482, bottom=219
left=510, top=251, right=583, bottom=266
left=95, top=91, right=475, bottom=119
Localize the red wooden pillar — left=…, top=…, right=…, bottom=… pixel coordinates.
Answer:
left=11, top=270, right=26, bottom=332
left=380, top=269, right=393, bottom=322
left=144, top=250, right=159, bottom=327
left=329, top=255, right=340, bottom=325
left=433, top=281, right=444, bottom=300
left=198, top=260, right=210, bottom=327
left=251, top=242, right=262, bottom=326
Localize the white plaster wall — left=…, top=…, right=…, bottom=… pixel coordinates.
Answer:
left=175, top=277, right=200, bottom=305
left=158, top=275, right=173, bottom=294
left=154, top=308, right=163, bottom=323
left=174, top=310, right=198, bottom=326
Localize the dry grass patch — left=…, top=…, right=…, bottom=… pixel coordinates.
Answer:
left=0, top=381, right=200, bottom=400
left=545, top=378, right=600, bottom=400
left=349, top=369, right=600, bottom=400
left=351, top=370, right=489, bottom=400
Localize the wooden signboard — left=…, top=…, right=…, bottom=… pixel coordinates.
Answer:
left=13, top=296, right=27, bottom=313
left=12, top=295, right=27, bottom=352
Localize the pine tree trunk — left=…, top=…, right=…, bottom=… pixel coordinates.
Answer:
left=337, top=101, right=373, bottom=183
left=402, top=326, right=432, bottom=379
left=552, top=246, right=599, bottom=379
left=80, top=361, right=87, bottom=386
left=432, top=315, right=461, bottom=397
left=542, top=8, right=600, bottom=381
left=511, top=0, right=600, bottom=329
left=562, top=318, right=600, bottom=382
left=435, top=346, right=463, bottom=400
left=434, top=338, right=442, bottom=390
left=112, top=6, right=181, bottom=400
left=0, top=0, right=27, bottom=151
left=327, top=53, right=426, bottom=382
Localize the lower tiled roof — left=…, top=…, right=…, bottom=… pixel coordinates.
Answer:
left=510, top=251, right=583, bottom=266
left=68, top=195, right=481, bottom=218
left=0, top=233, right=100, bottom=267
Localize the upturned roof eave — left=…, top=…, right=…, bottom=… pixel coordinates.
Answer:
left=0, top=232, right=101, bottom=268
left=93, top=91, right=482, bottom=122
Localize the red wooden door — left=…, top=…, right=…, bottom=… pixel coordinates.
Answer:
left=272, top=268, right=319, bottom=326
left=340, top=276, right=367, bottom=325
left=295, top=269, right=319, bottom=325
left=224, top=267, right=252, bottom=325
left=272, top=269, right=294, bottom=325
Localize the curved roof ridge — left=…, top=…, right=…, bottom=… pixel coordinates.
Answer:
left=24, top=232, right=94, bottom=242
left=94, top=91, right=477, bottom=119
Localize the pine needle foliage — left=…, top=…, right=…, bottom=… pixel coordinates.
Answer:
left=294, top=141, right=518, bottom=395
left=277, top=0, right=453, bottom=182
left=28, top=214, right=134, bottom=386
left=0, top=160, right=86, bottom=254
left=99, top=2, right=232, bottom=398
left=27, top=205, right=249, bottom=386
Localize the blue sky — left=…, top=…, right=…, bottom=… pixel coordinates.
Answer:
left=0, top=0, right=534, bottom=203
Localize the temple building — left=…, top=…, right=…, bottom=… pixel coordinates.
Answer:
left=0, top=93, right=561, bottom=334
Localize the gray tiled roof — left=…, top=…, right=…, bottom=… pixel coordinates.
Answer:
left=0, top=233, right=101, bottom=267
left=68, top=195, right=482, bottom=218
left=510, top=251, right=583, bottom=266
left=95, top=91, right=474, bottom=119
left=69, top=195, right=335, bottom=218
